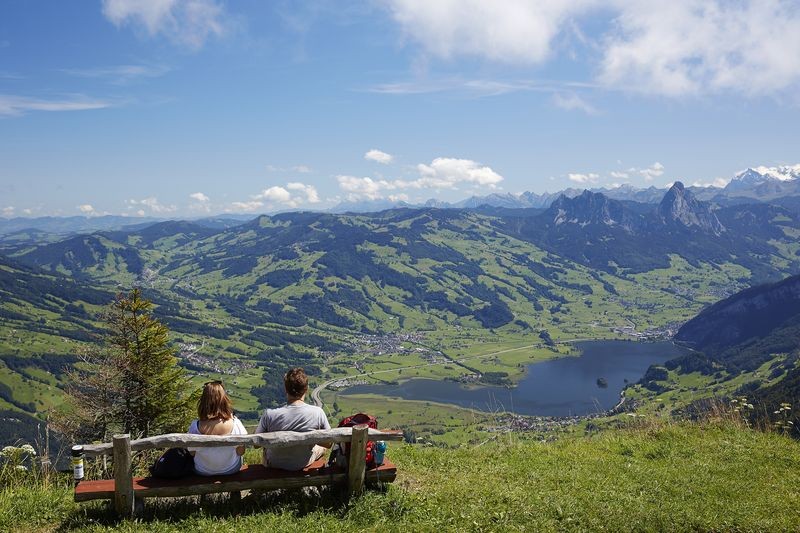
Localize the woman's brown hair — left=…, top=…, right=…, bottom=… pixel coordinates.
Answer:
left=197, top=381, right=234, bottom=420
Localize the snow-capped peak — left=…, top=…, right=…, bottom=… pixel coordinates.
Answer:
left=733, top=164, right=800, bottom=183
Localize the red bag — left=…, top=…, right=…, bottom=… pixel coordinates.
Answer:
left=338, top=413, right=378, bottom=467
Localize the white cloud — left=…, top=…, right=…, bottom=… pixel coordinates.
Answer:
left=367, top=77, right=583, bottom=97
left=286, top=182, right=320, bottom=203
left=255, top=186, right=292, bottom=203
left=383, top=0, right=588, bottom=64
left=243, top=182, right=321, bottom=209
left=1, top=206, right=14, bottom=217
left=337, top=157, right=503, bottom=200
left=189, top=192, right=210, bottom=202
left=0, top=70, right=23, bottom=80
left=229, top=201, right=263, bottom=213
left=292, top=165, right=312, bottom=173
left=692, top=177, right=730, bottom=188
left=0, top=94, right=112, bottom=117
left=414, top=158, right=503, bottom=189
left=600, top=1, right=800, bottom=97
left=188, top=192, right=211, bottom=212
left=136, top=209, right=146, bottom=217
left=77, top=204, right=95, bottom=214
left=609, top=171, right=629, bottom=179
left=383, top=0, right=800, bottom=98
left=365, top=149, right=394, bottom=164
left=102, top=0, right=227, bottom=50
left=552, top=92, right=598, bottom=115
left=568, top=172, right=600, bottom=184
left=636, top=162, right=665, bottom=182
left=61, top=64, right=170, bottom=84
left=127, top=197, right=177, bottom=214
left=337, top=176, right=397, bottom=201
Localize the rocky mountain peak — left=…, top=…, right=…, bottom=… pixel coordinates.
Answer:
left=659, top=181, right=725, bottom=235
left=549, top=190, right=637, bottom=231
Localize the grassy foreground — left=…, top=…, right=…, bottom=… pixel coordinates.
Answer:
left=2, top=421, right=799, bottom=532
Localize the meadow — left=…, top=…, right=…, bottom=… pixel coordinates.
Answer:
left=2, top=420, right=798, bottom=532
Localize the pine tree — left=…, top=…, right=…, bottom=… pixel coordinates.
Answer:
left=57, top=289, right=196, bottom=441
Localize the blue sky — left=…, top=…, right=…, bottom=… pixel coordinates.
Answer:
left=1, top=0, right=799, bottom=217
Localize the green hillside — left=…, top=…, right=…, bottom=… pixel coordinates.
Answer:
left=3, top=195, right=800, bottom=438
left=3, top=421, right=799, bottom=531
left=0, top=256, right=113, bottom=415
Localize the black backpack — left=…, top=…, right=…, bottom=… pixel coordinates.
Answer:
left=150, top=447, right=195, bottom=479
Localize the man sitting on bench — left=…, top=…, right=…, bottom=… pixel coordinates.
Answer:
left=256, top=367, right=332, bottom=470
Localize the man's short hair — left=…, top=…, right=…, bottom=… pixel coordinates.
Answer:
left=284, top=367, right=308, bottom=398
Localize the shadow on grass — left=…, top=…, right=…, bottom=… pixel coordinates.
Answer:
left=56, top=484, right=393, bottom=531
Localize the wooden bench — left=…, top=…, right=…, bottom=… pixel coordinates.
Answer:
left=74, top=424, right=403, bottom=517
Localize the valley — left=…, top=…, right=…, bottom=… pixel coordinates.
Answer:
left=2, top=179, right=800, bottom=446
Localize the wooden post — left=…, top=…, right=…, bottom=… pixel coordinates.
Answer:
left=113, top=434, right=135, bottom=517
left=347, top=424, right=368, bottom=497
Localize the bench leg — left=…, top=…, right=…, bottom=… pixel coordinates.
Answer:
left=113, top=434, right=135, bottom=517
left=348, top=425, right=369, bottom=497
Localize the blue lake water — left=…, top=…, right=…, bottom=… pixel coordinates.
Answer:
left=342, top=340, right=687, bottom=417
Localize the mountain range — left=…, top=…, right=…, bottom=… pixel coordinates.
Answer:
left=3, top=165, right=799, bottom=239
left=5, top=181, right=799, bottom=336
left=332, top=163, right=800, bottom=213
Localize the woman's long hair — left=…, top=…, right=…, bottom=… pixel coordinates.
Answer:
left=197, top=381, right=234, bottom=420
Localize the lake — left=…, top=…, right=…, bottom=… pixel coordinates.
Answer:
left=341, top=340, right=687, bottom=417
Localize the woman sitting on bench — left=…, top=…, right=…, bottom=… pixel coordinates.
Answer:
left=188, top=381, right=247, bottom=475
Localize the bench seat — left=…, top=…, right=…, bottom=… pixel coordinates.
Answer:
left=75, top=459, right=398, bottom=502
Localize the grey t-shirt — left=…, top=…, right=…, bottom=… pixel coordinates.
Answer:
left=256, top=402, right=331, bottom=470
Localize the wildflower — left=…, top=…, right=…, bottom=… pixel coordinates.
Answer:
left=14, top=465, right=27, bottom=472
left=20, top=444, right=36, bottom=456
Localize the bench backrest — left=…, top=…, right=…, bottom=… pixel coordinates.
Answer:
left=79, top=427, right=403, bottom=456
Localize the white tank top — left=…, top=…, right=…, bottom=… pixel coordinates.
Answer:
left=187, top=416, right=247, bottom=475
